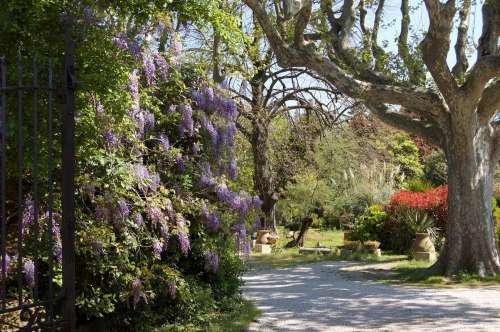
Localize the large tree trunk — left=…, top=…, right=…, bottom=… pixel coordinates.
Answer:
left=251, top=118, right=277, bottom=230
left=433, top=115, right=500, bottom=277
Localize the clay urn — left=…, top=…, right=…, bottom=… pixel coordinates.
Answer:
left=410, top=232, right=436, bottom=255
left=257, top=230, right=271, bottom=244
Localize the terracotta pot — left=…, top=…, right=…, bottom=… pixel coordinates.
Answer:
left=411, top=232, right=436, bottom=255
left=267, top=233, right=279, bottom=245
left=257, top=230, right=271, bottom=244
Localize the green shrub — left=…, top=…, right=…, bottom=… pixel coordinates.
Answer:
left=352, top=205, right=388, bottom=242
left=402, top=178, right=434, bottom=192
left=330, top=193, right=375, bottom=230
left=423, top=150, right=447, bottom=186
left=388, top=133, right=424, bottom=179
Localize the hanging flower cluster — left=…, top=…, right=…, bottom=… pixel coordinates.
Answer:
left=193, top=86, right=262, bottom=255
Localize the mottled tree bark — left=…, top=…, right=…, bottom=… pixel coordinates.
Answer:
left=435, top=106, right=500, bottom=276
left=251, top=117, right=276, bottom=230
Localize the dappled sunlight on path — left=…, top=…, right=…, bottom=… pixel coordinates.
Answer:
left=243, top=261, right=500, bottom=331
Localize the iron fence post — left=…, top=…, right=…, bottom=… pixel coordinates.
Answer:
left=62, top=18, right=76, bottom=331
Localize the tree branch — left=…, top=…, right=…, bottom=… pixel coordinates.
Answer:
left=366, top=103, right=444, bottom=146
left=372, top=0, right=386, bottom=72
left=420, top=0, right=458, bottom=102
left=478, top=81, right=500, bottom=125
left=477, top=0, right=499, bottom=58
left=294, top=0, right=312, bottom=48
left=451, top=0, right=471, bottom=79
left=461, top=55, right=500, bottom=107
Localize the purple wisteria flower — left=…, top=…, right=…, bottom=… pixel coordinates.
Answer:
left=96, top=101, right=105, bottom=116
left=1, top=254, right=11, bottom=276
left=82, top=183, right=96, bottom=200
left=154, top=53, right=169, bottom=81
left=95, top=205, right=106, bottom=220
left=179, top=105, right=194, bottom=137
left=216, top=183, right=233, bottom=204
left=112, top=35, right=129, bottom=50
left=132, top=278, right=147, bottom=309
left=243, top=240, right=251, bottom=256
left=142, top=53, right=156, bottom=86
left=203, top=251, right=219, bottom=273
left=200, top=115, right=218, bottom=144
left=205, top=212, right=220, bottom=232
left=228, top=158, right=237, bottom=181
left=116, top=199, right=130, bottom=219
left=177, top=231, right=190, bottom=255
left=23, top=259, right=35, bottom=288
left=165, top=199, right=175, bottom=220
left=22, top=195, right=35, bottom=233
left=127, top=40, right=142, bottom=59
left=252, top=195, right=263, bottom=209
left=250, top=215, right=260, bottom=234
left=83, top=6, right=94, bottom=24
left=134, top=164, right=151, bottom=193
left=149, top=173, right=160, bottom=192
left=176, top=154, right=185, bottom=173
left=167, top=104, right=177, bottom=114
left=152, top=240, right=163, bottom=260
left=143, top=110, right=155, bottom=131
left=148, top=207, right=164, bottom=224
left=54, top=242, right=62, bottom=263
left=103, top=129, right=119, bottom=149
left=158, top=134, right=170, bottom=151
left=134, top=213, right=143, bottom=227
left=170, top=34, right=182, bottom=67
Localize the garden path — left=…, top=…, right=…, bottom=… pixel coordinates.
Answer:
left=243, top=261, right=500, bottom=331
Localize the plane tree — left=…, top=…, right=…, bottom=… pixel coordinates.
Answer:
left=243, top=0, right=500, bottom=276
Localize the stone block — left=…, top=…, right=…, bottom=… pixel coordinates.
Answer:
left=299, top=247, right=332, bottom=255
left=254, top=244, right=272, bottom=254
left=413, top=251, right=436, bottom=262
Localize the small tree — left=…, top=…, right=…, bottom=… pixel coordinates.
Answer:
left=244, top=0, right=500, bottom=276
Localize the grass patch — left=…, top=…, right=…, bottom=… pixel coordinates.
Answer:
left=384, top=260, right=500, bottom=287
left=157, top=298, right=260, bottom=332
left=206, top=298, right=260, bottom=332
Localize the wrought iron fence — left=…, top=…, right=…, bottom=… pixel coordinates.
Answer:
left=0, top=25, right=76, bottom=331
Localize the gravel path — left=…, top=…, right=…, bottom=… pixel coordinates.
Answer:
left=242, top=261, right=500, bottom=331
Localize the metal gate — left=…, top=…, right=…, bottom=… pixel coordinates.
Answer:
left=0, top=23, right=76, bottom=331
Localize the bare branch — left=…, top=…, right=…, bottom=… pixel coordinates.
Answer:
left=372, top=0, right=386, bottom=71
left=420, top=0, right=459, bottom=102
left=477, top=0, right=499, bottom=58
left=478, top=81, right=500, bottom=125
left=461, top=55, right=500, bottom=106
left=243, top=0, right=448, bottom=132
left=451, top=0, right=471, bottom=79
left=294, top=0, right=312, bottom=47
left=366, top=103, right=444, bottom=146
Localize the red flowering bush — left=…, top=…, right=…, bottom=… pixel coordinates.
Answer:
left=389, top=185, right=448, bottom=230
left=374, top=186, right=448, bottom=253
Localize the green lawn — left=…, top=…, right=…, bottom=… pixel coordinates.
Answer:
left=246, top=227, right=403, bottom=270
left=387, top=260, right=500, bottom=287
left=157, top=298, right=260, bottom=332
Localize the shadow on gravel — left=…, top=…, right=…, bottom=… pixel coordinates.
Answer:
left=243, top=262, right=500, bottom=331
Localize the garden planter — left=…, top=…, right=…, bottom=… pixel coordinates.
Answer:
left=411, top=233, right=436, bottom=261
left=267, top=233, right=278, bottom=245
left=257, top=230, right=271, bottom=244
